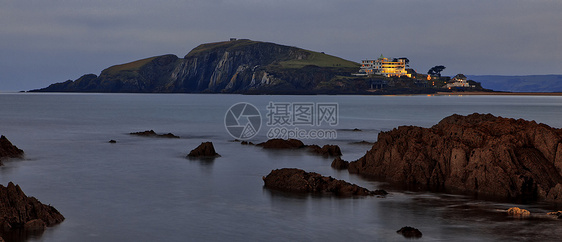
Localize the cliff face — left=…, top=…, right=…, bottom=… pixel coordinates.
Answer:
left=347, top=113, right=562, bottom=202
left=32, top=40, right=359, bottom=94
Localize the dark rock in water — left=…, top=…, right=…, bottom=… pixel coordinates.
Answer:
left=397, top=226, right=422, bottom=238
left=240, top=141, right=254, bottom=145
left=350, top=140, right=374, bottom=145
left=108, top=140, right=117, bottom=143
left=331, top=157, right=349, bottom=170
left=0, top=182, right=64, bottom=232
left=187, top=142, right=220, bottom=158
left=0, top=135, right=24, bottom=165
left=262, top=168, right=386, bottom=197
left=346, top=113, right=562, bottom=202
left=257, top=139, right=341, bottom=157
left=352, top=128, right=362, bottom=131
left=308, top=144, right=342, bottom=157
left=257, top=139, right=305, bottom=149
left=130, top=130, right=180, bottom=138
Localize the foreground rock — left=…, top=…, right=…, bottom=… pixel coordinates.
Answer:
left=130, top=130, right=179, bottom=138
left=397, top=226, right=422, bottom=238
left=0, top=182, right=64, bottom=231
left=0, top=135, right=24, bottom=166
left=187, top=142, right=220, bottom=158
left=346, top=113, right=562, bottom=202
left=263, top=168, right=387, bottom=197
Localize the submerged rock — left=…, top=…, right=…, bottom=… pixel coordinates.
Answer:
left=0, top=135, right=24, bottom=166
left=0, top=182, right=64, bottom=232
left=263, top=168, right=387, bottom=197
left=346, top=113, right=562, bottom=202
left=130, top=130, right=180, bottom=138
left=187, top=142, right=220, bottom=158
left=397, top=226, right=422, bottom=238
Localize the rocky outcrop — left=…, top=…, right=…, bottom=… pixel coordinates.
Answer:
left=397, top=226, right=422, bottom=238
left=130, top=130, right=179, bottom=138
left=262, top=168, right=387, bottom=197
left=187, top=142, right=220, bottom=158
left=0, top=182, right=64, bottom=231
left=257, top=139, right=342, bottom=157
left=0, top=135, right=24, bottom=165
left=257, top=139, right=306, bottom=149
left=347, top=113, right=562, bottom=202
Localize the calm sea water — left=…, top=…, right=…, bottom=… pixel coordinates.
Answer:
left=1, top=93, right=562, bottom=241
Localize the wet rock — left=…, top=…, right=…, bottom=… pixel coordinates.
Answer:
left=241, top=141, right=254, bottom=145
left=0, top=135, right=24, bottom=165
left=0, top=182, right=64, bottom=232
left=507, top=207, right=531, bottom=218
left=187, top=142, right=220, bottom=158
left=257, top=139, right=305, bottom=149
left=352, top=128, right=362, bottom=131
left=397, top=226, right=422, bottom=238
left=346, top=113, right=562, bottom=202
left=130, top=130, right=180, bottom=138
left=547, top=211, right=562, bottom=219
left=108, top=140, right=117, bottom=143
left=331, top=157, right=349, bottom=170
left=308, top=144, right=342, bottom=157
left=262, top=168, right=385, bottom=197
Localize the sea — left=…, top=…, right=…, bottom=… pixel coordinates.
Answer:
left=1, top=93, right=562, bottom=241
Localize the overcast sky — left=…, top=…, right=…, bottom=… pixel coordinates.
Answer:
left=1, top=0, right=561, bottom=91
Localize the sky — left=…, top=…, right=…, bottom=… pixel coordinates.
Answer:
left=1, top=0, right=561, bottom=91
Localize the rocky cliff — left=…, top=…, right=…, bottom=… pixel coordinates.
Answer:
left=346, top=113, right=562, bottom=202
left=31, top=39, right=360, bottom=94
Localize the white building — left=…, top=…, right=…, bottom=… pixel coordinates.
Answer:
left=358, top=55, right=411, bottom=78
left=445, top=74, right=475, bottom=89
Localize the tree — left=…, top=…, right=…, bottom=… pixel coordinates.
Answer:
left=428, top=65, right=446, bottom=77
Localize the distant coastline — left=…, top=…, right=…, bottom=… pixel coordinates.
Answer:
left=436, top=91, right=562, bottom=96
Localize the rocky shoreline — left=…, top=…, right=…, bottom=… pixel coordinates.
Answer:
left=338, top=113, right=562, bottom=202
